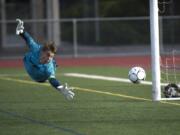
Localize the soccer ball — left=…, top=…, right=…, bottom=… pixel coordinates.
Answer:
left=128, top=67, right=146, bottom=83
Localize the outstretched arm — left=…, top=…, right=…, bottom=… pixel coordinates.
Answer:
left=48, top=77, right=61, bottom=89
left=16, top=19, right=39, bottom=51
left=48, top=77, right=75, bottom=100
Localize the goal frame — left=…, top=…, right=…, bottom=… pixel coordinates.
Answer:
left=150, top=0, right=180, bottom=101
left=150, top=0, right=161, bottom=101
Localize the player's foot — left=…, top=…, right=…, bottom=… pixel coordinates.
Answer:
left=58, top=83, right=75, bottom=100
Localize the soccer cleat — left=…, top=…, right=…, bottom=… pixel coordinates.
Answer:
left=57, top=83, right=75, bottom=100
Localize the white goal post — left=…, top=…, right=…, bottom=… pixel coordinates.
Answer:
left=150, top=0, right=161, bottom=101
left=150, top=0, right=180, bottom=101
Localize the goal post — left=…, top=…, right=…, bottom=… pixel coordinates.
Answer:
left=150, top=0, right=180, bottom=101
left=150, top=0, right=161, bottom=101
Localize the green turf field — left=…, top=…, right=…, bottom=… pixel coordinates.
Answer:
left=0, top=67, right=180, bottom=135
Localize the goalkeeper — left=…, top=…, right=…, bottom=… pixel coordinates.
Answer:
left=16, top=19, right=74, bottom=100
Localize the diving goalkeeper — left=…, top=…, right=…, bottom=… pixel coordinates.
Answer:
left=16, top=19, right=74, bottom=100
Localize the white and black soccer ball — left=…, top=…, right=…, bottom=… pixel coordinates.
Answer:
left=128, top=67, right=146, bottom=83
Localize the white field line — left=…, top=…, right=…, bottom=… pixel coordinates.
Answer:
left=0, top=72, right=168, bottom=86
left=64, top=73, right=168, bottom=86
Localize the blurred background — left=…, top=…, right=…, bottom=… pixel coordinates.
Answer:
left=0, top=0, right=180, bottom=58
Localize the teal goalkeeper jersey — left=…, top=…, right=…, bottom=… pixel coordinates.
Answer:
left=22, top=32, right=56, bottom=82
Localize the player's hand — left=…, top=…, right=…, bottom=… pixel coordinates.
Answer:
left=57, top=83, right=75, bottom=100
left=16, top=18, right=24, bottom=35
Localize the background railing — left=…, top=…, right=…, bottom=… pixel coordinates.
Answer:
left=0, top=16, right=180, bottom=58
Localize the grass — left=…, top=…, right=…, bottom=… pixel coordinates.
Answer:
left=0, top=67, right=180, bottom=135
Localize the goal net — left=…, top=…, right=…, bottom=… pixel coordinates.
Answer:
left=160, top=50, right=180, bottom=100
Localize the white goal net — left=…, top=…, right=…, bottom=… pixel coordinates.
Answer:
left=160, top=50, right=180, bottom=100
left=161, top=50, right=180, bottom=85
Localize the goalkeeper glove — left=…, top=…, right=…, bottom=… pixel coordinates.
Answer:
left=16, top=18, right=24, bottom=35
left=57, top=83, right=75, bottom=100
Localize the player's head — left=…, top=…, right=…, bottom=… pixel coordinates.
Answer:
left=40, top=42, right=57, bottom=64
